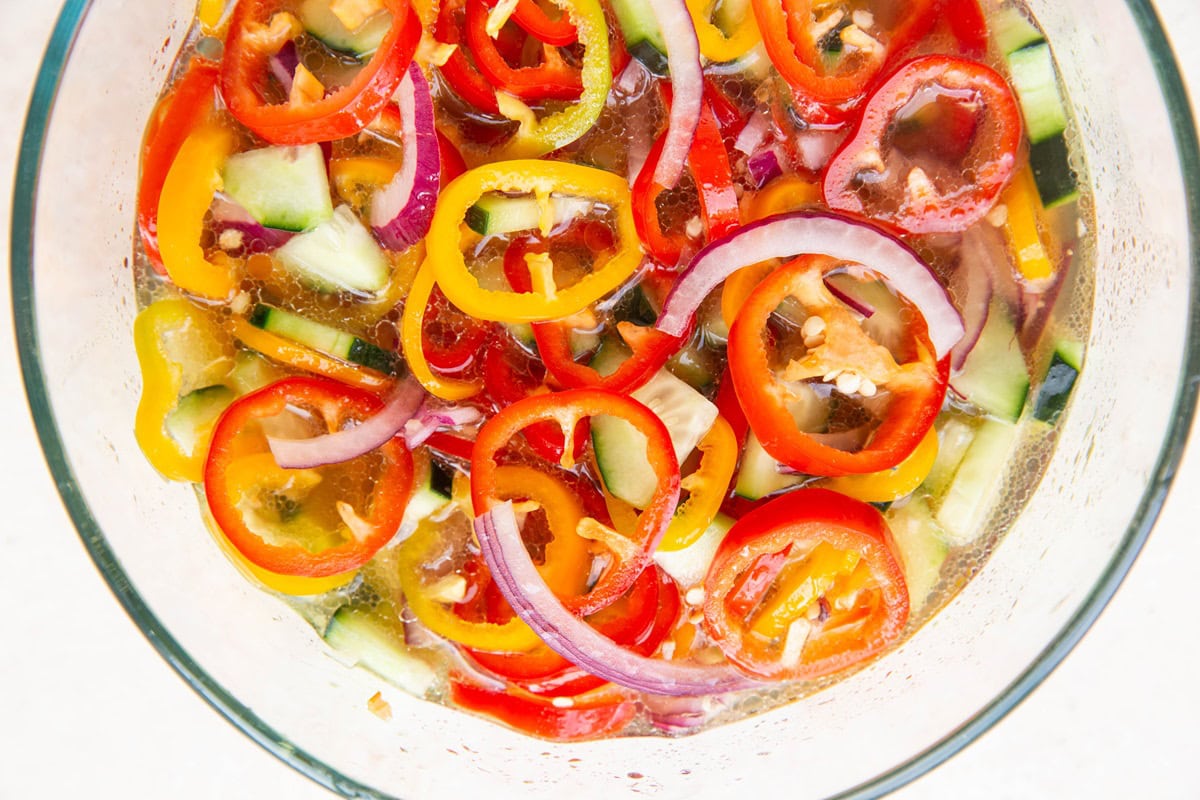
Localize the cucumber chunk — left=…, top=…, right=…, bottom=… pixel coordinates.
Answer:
left=922, top=414, right=976, bottom=497
left=934, top=418, right=1019, bottom=546
left=1007, top=43, right=1068, bottom=145
left=275, top=205, right=391, bottom=294
left=222, top=144, right=334, bottom=232
left=324, top=606, right=438, bottom=696
left=653, top=513, right=735, bottom=589
left=1029, top=134, right=1079, bottom=208
left=951, top=301, right=1029, bottom=422
left=401, top=461, right=454, bottom=532
left=1032, top=340, right=1083, bottom=424
left=249, top=304, right=399, bottom=374
left=165, top=385, right=236, bottom=457
left=885, top=497, right=949, bottom=612
left=227, top=350, right=286, bottom=395
left=991, top=6, right=1044, bottom=55
left=464, top=193, right=594, bottom=236
left=609, top=0, right=669, bottom=74
left=734, top=430, right=803, bottom=500
left=299, top=0, right=391, bottom=56
left=592, top=369, right=719, bottom=508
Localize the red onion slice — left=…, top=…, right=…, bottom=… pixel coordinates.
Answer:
left=734, top=108, right=771, bottom=155
left=746, top=146, right=783, bottom=189
left=655, top=211, right=965, bottom=359
left=823, top=276, right=876, bottom=318
left=370, top=63, right=441, bottom=250
left=211, top=193, right=295, bottom=253
left=268, top=379, right=425, bottom=469
left=949, top=232, right=995, bottom=371
left=648, top=0, right=702, bottom=189
left=403, top=403, right=482, bottom=449
left=474, top=504, right=760, bottom=696
left=269, top=40, right=299, bottom=94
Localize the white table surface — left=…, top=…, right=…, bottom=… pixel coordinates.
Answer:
left=3, top=3, right=1198, bottom=798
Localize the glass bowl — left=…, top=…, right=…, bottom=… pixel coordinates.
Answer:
left=12, top=1, right=1200, bottom=797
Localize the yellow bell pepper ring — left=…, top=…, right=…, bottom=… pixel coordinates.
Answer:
left=822, top=427, right=940, bottom=503
left=685, top=0, right=762, bottom=64
left=400, top=263, right=485, bottom=401
left=134, top=298, right=235, bottom=483
left=488, top=464, right=592, bottom=598
left=658, top=415, right=739, bottom=551
left=398, top=518, right=545, bottom=653
left=426, top=160, right=641, bottom=324
left=199, top=491, right=358, bottom=596
left=491, top=0, right=610, bottom=159
left=157, top=120, right=240, bottom=300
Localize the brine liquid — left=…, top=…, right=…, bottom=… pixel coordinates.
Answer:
left=135, top=0, right=1094, bottom=739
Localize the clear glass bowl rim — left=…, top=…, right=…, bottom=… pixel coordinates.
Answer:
left=10, top=1, right=1200, bottom=797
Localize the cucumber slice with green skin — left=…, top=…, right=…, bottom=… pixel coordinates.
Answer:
left=991, top=6, right=1044, bottom=55
left=951, top=301, right=1030, bottom=422
left=653, top=513, right=734, bottom=590
left=608, top=0, right=669, bottom=74
left=1029, top=134, right=1079, bottom=208
left=886, top=497, right=949, bottom=612
left=323, top=606, right=438, bottom=696
left=464, top=194, right=594, bottom=236
left=165, top=385, right=236, bottom=457
left=923, top=415, right=976, bottom=497
left=734, top=430, right=803, bottom=500
left=227, top=350, right=286, bottom=395
left=592, top=369, right=719, bottom=508
left=221, top=144, right=334, bottom=232
left=275, top=205, right=391, bottom=294
left=1007, top=43, right=1068, bottom=145
left=249, top=304, right=399, bottom=374
left=934, top=418, right=1019, bottom=546
left=400, top=461, right=454, bottom=533
left=1032, top=339, right=1083, bottom=424
left=299, top=0, right=391, bottom=56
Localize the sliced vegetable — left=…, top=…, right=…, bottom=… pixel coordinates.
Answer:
left=220, top=0, right=421, bottom=144
left=276, top=205, right=391, bottom=294
left=934, top=417, right=1018, bottom=545
left=221, top=144, right=334, bottom=232
left=204, top=376, right=415, bottom=577
left=702, top=488, right=909, bottom=681
left=249, top=304, right=398, bottom=375
left=822, top=55, right=1023, bottom=234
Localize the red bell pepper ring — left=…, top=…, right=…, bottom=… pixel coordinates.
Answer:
left=752, top=0, right=940, bottom=116
left=465, top=564, right=679, bottom=698
left=220, top=0, right=421, bottom=145
left=728, top=254, right=949, bottom=476
left=633, top=97, right=741, bottom=268
left=448, top=679, right=637, bottom=741
left=435, top=0, right=504, bottom=113
left=703, top=488, right=909, bottom=681
left=508, top=0, right=577, bottom=45
left=714, top=366, right=749, bottom=451
left=823, top=55, right=1022, bottom=234
left=464, top=0, right=584, bottom=102
left=943, top=0, right=989, bottom=58
left=480, top=336, right=586, bottom=464
left=422, top=284, right=496, bottom=374
left=500, top=232, right=686, bottom=395
left=137, top=58, right=219, bottom=275
left=204, top=377, right=415, bottom=577
left=436, top=130, right=468, bottom=183
left=471, top=389, right=681, bottom=616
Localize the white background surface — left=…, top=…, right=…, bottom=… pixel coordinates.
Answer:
left=2, top=2, right=1198, bottom=798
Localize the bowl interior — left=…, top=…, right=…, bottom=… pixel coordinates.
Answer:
left=13, top=0, right=1200, bottom=797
